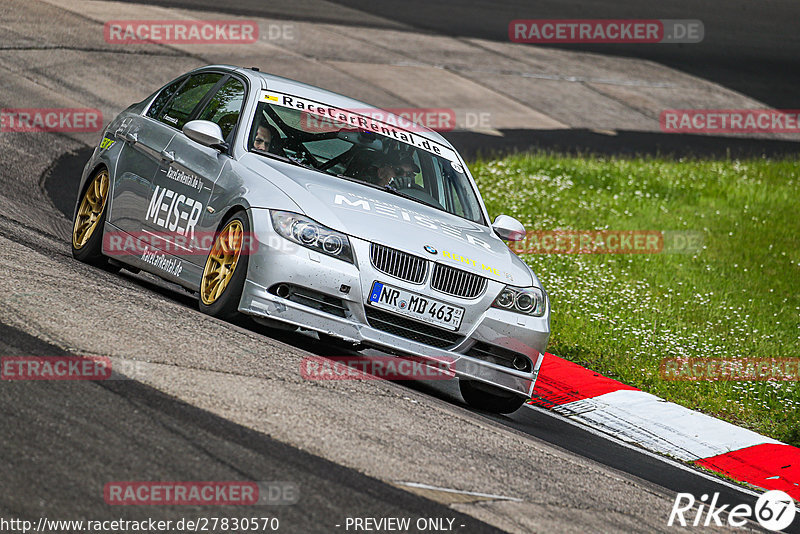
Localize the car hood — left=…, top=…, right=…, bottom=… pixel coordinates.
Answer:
left=244, top=155, right=536, bottom=286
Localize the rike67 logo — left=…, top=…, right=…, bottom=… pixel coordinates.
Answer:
left=669, top=490, right=796, bottom=531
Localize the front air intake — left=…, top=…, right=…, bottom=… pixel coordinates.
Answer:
left=431, top=263, right=487, bottom=299
left=369, top=243, right=428, bottom=284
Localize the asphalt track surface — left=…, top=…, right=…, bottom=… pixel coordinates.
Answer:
left=0, top=323, right=502, bottom=533
left=35, top=149, right=794, bottom=533
left=106, top=0, right=800, bottom=159
left=114, top=0, right=800, bottom=110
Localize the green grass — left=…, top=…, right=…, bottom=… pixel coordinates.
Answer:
left=470, top=153, right=800, bottom=445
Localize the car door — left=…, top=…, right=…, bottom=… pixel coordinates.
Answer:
left=106, top=76, right=185, bottom=235
left=151, top=74, right=247, bottom=274
left=139, top=71, right=225, bottom=257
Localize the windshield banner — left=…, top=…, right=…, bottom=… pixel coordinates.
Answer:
left=260, top=91, right=460, bottom=163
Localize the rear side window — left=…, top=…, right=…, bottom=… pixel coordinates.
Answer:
left=156, top=72, right=223, bottom=130
left=197, top=77, right=246, bottom=141
left=146, top=76, right=186, bottom=120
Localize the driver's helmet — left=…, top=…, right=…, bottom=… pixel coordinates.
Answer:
left=381, top=154, right=420, bottom=188
left=252, top=118, right=285, bottom=156
left=262, top=124, right=283, bottom=153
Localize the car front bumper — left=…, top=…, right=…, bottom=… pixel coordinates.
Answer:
left=239, top=208, right=550, bottom=398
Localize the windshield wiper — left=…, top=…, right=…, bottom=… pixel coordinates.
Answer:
left=382, top=184, right=415, bottom=201
left=252, top=149, right=317, bottom=172
left=381, top=185, right=438, bottom=209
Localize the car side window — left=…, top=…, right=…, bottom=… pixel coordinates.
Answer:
left=197, top=77, right=246, bottom=141
left=156, top=72, right=223, bottom=130
left=146, top=76, right=186, bottom=120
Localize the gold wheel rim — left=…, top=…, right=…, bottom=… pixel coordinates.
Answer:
left=72, top=170, right=110, bottom=250
left=201, top=219, right=244, bottom=305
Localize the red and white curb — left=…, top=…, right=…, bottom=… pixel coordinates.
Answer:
left=527, top=354, right=800, bottom=499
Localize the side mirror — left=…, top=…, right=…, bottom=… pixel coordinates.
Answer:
left=183, top=120, right=228, bottom=151
left=492, top=214, right=526, bottom=242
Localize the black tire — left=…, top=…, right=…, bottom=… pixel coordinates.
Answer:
left=199, top=211, right=250, bottom=320
left=459, top=379, right=526, bottom=414
left=72, top=168, right=114, bottom=268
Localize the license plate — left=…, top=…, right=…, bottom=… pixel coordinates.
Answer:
left=368, top=281, right=464, bottom=331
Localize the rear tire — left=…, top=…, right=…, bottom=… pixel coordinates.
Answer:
left=459, top=379, right=526, bottom=414
left=199, top=211, right=250, bottom=320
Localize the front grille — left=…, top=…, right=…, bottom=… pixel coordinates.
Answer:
left=370, top=243, right=428, bottom=284
left=365, top=307, right=464, bottom=349
left=269, top=284, right=348, bottom=318
left=466, top=342, right=532, bottom=373
left=431, top=264, right=487, bottom=299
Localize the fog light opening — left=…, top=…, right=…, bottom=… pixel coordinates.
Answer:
left=513, top=355, right=530, bottom=371
left=275, top=284, right=291, bottom=298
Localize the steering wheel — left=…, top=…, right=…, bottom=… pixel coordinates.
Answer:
left=284, top=137, right=319, bottom=167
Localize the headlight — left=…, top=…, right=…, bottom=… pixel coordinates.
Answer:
left=492, top=286, right=546, bottom=317
left=271, top=211, right=354, bottom=264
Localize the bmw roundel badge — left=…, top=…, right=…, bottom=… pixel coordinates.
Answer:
left=424, top=245, right=437, bottom=254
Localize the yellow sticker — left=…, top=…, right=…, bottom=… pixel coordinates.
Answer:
left=264, top=94, right=279, bottom=102
left=441, top=250, right=500, bottom=276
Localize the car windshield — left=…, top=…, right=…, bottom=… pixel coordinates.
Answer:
left=248, top=92, right=485, bottom=224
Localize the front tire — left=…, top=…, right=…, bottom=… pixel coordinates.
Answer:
left=72, top=168, right=116, bottom=270
left=199, top=212, right=250, bottom=320
left=459, top=379, right=526, bottom=414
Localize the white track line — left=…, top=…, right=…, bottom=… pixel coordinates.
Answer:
left=394, top=481, right=523, bottom=502
left=557, top=390, right=781, bottom=461
left=524, top=403, right=766, bottom=499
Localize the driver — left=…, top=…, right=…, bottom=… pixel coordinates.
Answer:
left=370, top=155, right=420, bottom=188
left=253, top=121, right=284, bottom=156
